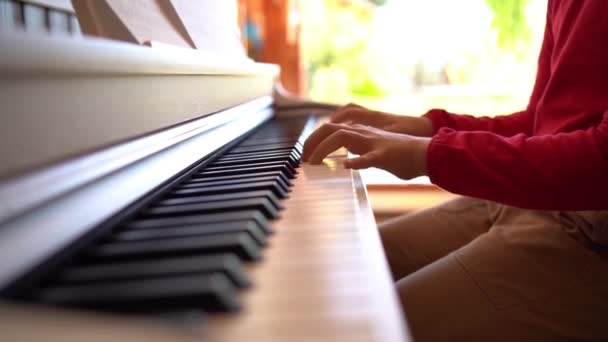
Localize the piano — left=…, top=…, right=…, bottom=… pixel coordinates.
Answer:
left=0, top=1, right=411, bottom=341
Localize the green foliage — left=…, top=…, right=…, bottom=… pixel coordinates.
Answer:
left=303, top=0, right=536, bottom=102
left=485, top=0, right=532, bottom=58
left=368, top=0, right=387, bottom=6
left=302, top=0, right=386, bottom=101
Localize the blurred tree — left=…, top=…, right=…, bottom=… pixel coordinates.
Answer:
left=302, top=0, right=386, bottom=102
left=485, top=0, right=532, bottom=59
left=303, top=0, right=538, bottom=103
left=368, top=0, right=387, bottom=5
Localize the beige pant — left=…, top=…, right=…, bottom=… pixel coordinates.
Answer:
left=379, top=197, right=608, bottom=341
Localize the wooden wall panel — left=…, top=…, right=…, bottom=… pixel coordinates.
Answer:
left=242, top=0, right=304, bottom=96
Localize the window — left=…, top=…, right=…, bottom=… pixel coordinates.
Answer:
left=300, top=0, right=547, bottom=184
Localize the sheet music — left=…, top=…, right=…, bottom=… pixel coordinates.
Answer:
left=169, top=0, right=246, bottom=57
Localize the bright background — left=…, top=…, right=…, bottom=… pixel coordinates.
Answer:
left=299, top=0, right=547, bottom=185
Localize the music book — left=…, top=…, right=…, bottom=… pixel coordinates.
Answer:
left=71, top=0, right=245, bottom=58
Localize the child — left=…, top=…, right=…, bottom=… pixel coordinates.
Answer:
left=302, top=0, right=608, bottom=340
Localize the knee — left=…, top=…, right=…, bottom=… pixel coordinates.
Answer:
left=379, top=222, right=421, bottom=280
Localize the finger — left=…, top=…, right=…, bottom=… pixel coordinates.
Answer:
left=343, top=151, right=381, bottom=169
left=341, top=103, right=365, bottom=111
left=330, top=103, right=365, bottom=122
left=308, top=129, right=369, bottom=164
left=330, top=106, right=366, bottom=123
left=302, top=122, right=344, bottom=162
left=303, top=122, right=378, bottom=162
left=331, top=108, right=380, bottom=127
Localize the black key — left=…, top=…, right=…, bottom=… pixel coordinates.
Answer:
left=114, top=220, right=268, bottom=246
left=88, top=233, right=261, bottom=261
left=212, top=155, right=299, bottom=168
left=126, top=211, right=271, bottom=234
left=219, top=149, right=300, bottom=162
left=145, top=198, right=279, bottom=219
left=186, top=174, right=291, bottom=191
left=175, top=177, right=291, bottom=193
left=156, top=190, right=282, bottom=210
left=171, top=181, right=288, bottom=200
left=189, top=171, right=291, bottom=186
left=217, top=154, right=299, bottom=169
left=179, top=177, right=289, bottom=195
left=204, top=161, right=296, bottom=176
left=199, top=165, right=295, bottom=179
left=237, top=138, right=301, bottom=147
left=224, top=147, right=298, bottom=157
left=217, top=149, right=300, bottom=159
left=229, top=143, right=298, bottom=154
left=56, top=254, right=250, bottom=288
left=251, top=129, right=305, bottom=139
left=37, top=273, right=240, bottom=312
left=234, top=144, right=301, bottom=154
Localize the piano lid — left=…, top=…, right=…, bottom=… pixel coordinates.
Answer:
left=0, top=31, right=278, bottom=181
left=0, top=32, right=276, bottom=77
left=0, top=0, right=279, bottom=180
left=71, top=0, right=247, bottom=59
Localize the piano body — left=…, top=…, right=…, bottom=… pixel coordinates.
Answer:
left=0, top=1, right=410, bottom=341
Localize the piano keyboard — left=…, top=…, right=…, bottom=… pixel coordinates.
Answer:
left=0, top=113, right=409, bottom=341
left=7, top=116, right=311, bottom=315
left=0, top=26, right=409, bottom=342
left=206, top=155, right=410, bottom=341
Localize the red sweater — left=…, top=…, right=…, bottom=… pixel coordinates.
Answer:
left=425, top=0, right=608, bottom=210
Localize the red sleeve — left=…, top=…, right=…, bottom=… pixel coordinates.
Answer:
left=426, top=110, right=608, bottom=210
left=424, top=109, right=533, bottom=137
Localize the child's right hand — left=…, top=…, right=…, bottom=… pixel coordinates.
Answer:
left=330, top=103, right=434, bottom=137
